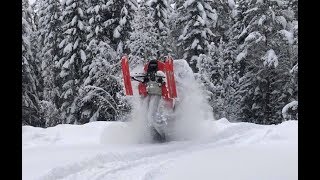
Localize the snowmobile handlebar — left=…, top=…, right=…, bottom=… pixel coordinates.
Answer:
left=130, top=74, right=166, bottom=83
left=131, top=76, right=144, bottom=83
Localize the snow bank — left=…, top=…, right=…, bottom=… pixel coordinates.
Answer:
left=22, top=121, right=107, bottom=148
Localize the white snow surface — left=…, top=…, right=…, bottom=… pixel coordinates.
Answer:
left=23, top=60, right=297, bottom=180
left=23, top=119, right=297, bottom=180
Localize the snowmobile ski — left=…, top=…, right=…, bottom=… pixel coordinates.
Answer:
left=164, top=57, right=177, bottom=98
left=121, top=55, right=133, bottom=95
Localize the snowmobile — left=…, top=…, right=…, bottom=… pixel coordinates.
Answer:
left=121, top=55, right=178, bottom=142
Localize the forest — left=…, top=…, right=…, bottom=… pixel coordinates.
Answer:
left=22, top=0, right=298, bottom=127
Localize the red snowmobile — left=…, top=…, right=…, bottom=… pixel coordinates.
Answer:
left=121, top=55, right=178, bottom=142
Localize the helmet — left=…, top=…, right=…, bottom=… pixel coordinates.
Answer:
left=147, top=60, right=158, bottom=73
left=147, top=60, right=158, bottom=81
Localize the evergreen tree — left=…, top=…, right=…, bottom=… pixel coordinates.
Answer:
left=22, top=0, right=43, bottom=126
left=36, top=0, right=64, bottom=126
left=78, top=41, right=123, bottom=122
left=57, top=0, right=89, bottom=124
left=128, top=1, right=158, bottom=65
left=113, top=0, right=138, bottom=56
left=234, top=0, right=297, bottom=124
left=276, top=0, right=298, bottom=121
left=176, top=0, right=217, bottom=72
left=182, top=0, right=234, bottom=118
left=220, top=39, right=242, bottom=121
left=197, top=43, right=223, bottom=119
left=167, top=2, right=181, bottom=58
left=215, top=1, right=242, bottom=121
left=147, top=0, right=172, bottom=59
left=85, top=0, right=115, bottom=66
left=208, top=0, right=234, bottom=43
left=75, top=0, right=130, bottom=123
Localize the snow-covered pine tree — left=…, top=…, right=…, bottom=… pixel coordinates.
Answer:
left=213, top=1, right=243, bottom=121
left=207, top=0, right=234, bottom=44
left=196, top=39, right=238, bottom=120
left=86, top=0, right=113, bottom=43
left=78, top=40, right=123, bottom=123
left=85, top=0, right=114, bottom=67
left=28, top=0, right=45, bottom=103
left=74, top=0, right=129, bottom=124
left=57, top=0, right=89, bottom=124
left=113, top=0, right=138, bottom=57
left=175, top=0, right=234, bottom=118
left=275, top=0, right=298, bottom=121
left=233, top=0, right=273, bottom=124
left=22, top=0, right=43, bottom=127
left=171, top=0, right=188, bottom=59
left=199, top=0, right=238, bottom=119
left=31, top=21, right=44, bottom=100
left=35, top=0, right=64, bottom=127
left=85, top=0, right=115, bottom=70
left=176, top=0, right=217, bottom=72
left=101, top=0, right=137, bottom=57
left=128, top=1, right=159, bottom=65
left=29, top=2, right=45, bottom=103
left=210, top=39, right=241, bottom=120
left=220, top=39, right=242, bottom=121
left=167, top=1, right=180, bottom=59
left=234, top=0, right=297, bottom=124
left=147, top=0, right=172, bottom=59
left=105, top=0, right=123, bottom=50
left=266, top=0, right=298, bottom=122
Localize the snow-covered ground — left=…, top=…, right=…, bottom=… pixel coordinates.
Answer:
left=22, top=119, right=297, bottom=180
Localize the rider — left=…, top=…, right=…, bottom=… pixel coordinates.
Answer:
left=131, top=57, right=173, bottom=108
left=133, top=58, right=168, bottom=98
left=143, top=59, right=164, bottom=84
